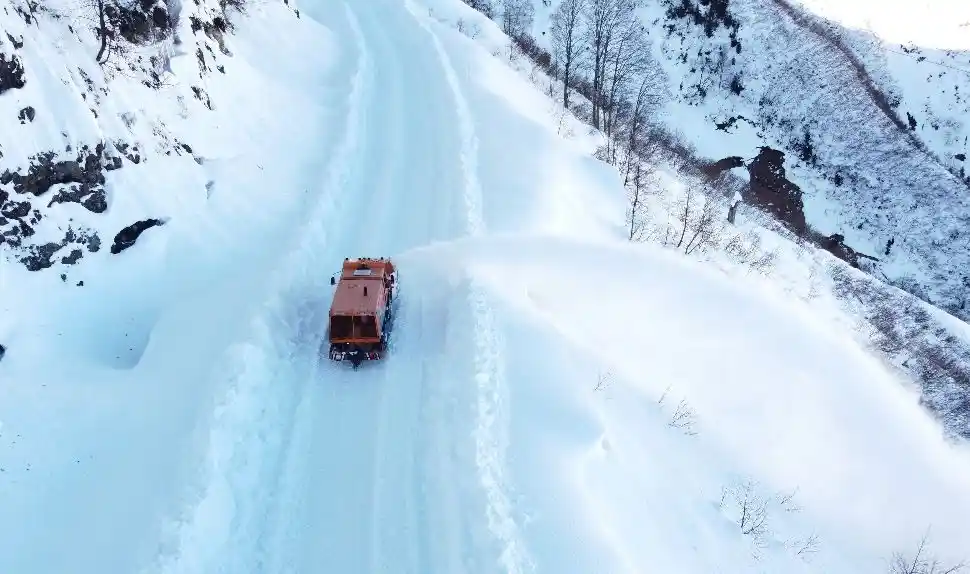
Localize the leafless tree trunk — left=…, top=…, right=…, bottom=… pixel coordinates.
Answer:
left=622, top=76, right=652, bottom=185
left=550, top=0, right=585, bottom=111
left=94, top=0, right=109, bottom=63
left=601, top=8, right=646, bottom=143
left=675, top=184, right=694, bottom=249
left=583, top=0, right=628, bottom=129
left=627, top=163, right=645, bottom=240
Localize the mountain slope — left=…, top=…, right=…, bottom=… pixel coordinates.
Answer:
left=2, top=0, right=970, bottom=572
left=620, top=0, right=970, bottom=319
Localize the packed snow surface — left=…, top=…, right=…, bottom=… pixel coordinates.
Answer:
left=1, top=0, right=970, bottom=572
left=792, top=0, right=970, bottom=49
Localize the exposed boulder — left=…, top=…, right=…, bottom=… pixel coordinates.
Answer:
left=105, top=0, right=175, bottom=46
left=702, top=155, right=745, bottom=179
left=18, top=106, right=35, bottom=123
left=111, top=218, right=165, bottom=254
left=746, top=146, right=807, bottom=234
left=0, top=52, right=26, bottom=94
left=819, top=233, right=879, bottom=269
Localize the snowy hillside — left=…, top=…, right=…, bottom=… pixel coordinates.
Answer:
left=526, top=0, right=970, bottom=320
left=2, top=0, right=970, bottom=572
left=0, top=0, right=306, bottom=275
left=639, top=0, right=970, bottom=320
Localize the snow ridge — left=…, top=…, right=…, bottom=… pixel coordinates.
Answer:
left=404, top=3, right=534, bottom=572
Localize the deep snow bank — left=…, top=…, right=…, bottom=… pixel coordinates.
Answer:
left=399, top=232, right=970, bottom=571
left=0, top=0, right=348, bottom=571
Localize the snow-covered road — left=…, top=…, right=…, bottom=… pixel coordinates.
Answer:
left=153, top=1, right=521, bottom=572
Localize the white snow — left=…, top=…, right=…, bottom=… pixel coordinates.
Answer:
left=2, top=0, right=970, bottom=572
left=791, top=0, right=970, bottom=50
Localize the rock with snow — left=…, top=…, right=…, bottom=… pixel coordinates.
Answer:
left=110, top=218, right=165, bottom=254
left=0, top=52, right=25, bottom=93
left=745, top=147, right=806, bottom=234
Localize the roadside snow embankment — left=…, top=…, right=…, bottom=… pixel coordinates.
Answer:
left=401, top=231, right=970, bottom=572
left=0, top=1, right=347, bottom=572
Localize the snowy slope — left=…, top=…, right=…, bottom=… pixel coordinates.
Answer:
left=2, top=0, right=970, bottom=572
left=513, top=0, right=970, bottom=320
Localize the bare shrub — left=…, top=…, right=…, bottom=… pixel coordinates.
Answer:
left=667, top=399, right=697, bottom=435
left=719, top=479, right=771, bottom=549
left=656, top=386, right=697, bottom=435
left=788, top=533, right=821, bottom=561
left=625, top=161, right=659, bottom=241
left=593, top=370, right=613, bottom=392
left=829, top=264, right=970, bottom=440
left=887, top=529, right=966, bottom=574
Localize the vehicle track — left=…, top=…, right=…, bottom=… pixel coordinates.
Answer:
left=145, top=2, right=374, bottom=573
left=254, top=0, right=479, bottom=572
left=151, top=0, right=532, bottom=571
left=404, top=3, right=534, bottom=571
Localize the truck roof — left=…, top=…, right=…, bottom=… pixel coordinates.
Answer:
left=339, top=258, right=394, bottom=280
left=329, top=258, right=395, bottom=316
left=330, top=278, right=384, bottom=316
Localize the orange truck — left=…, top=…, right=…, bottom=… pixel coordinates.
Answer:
left=327, top=257, right=397, bottom=368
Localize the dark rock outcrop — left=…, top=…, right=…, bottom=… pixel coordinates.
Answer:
left=18, top=226, right=100, bottom=271
left=0, top=343, right=6, bottom=362
left=18, top=106, right=35, bottom=123
left=111, top=218, right=165, bottom=254
left=6, top=33, right=24, bottom=49
left=0, top=142, right=127, bottom=270
left=0, top=52, right=26, bottom=94
left=105, top=0, right=174, bottom=46
left=819, top=233, right=879, bottom=269
left=703, top=155, right=745, bottom=178
left=746, top=147, right=807, bottom=234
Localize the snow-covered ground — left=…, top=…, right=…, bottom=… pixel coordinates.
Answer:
left=570, top=0, right=970, bottom=320
left=791, top=0, right=970, bottom=50
left=2, top=0, right=970, bottom=572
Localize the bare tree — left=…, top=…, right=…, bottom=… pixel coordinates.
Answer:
left=582, top=0, right=631, bottom=129
left=600, top=9, right=648, bottom=144
left=626, top=162, right=653, bottom=240
left=673, top=183, right=696, bottom=249
left=550, top=0, right=586, bottom=110
left=682, top=192, right=722, bottom=255
left=888, top=529, right=966, bottom=574
left=501, top=0, right=534, bottom=39
left=621, top=78, right=651, bottom=181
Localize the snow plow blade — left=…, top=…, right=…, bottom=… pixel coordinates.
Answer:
left=325, top=257, right=397, bottom=369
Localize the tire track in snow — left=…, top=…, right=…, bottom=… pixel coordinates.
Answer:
left=254, top=1, right=451, bottom=570
left=252, top=3, right=378, bottom=571
left=146, top=4, right=373, bottom=573
left=403, top=4, right=534, bottom=572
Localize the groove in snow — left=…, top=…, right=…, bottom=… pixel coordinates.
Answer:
left=146, top=5, right=373, bottom=573
left=403, top=3, right=534, bottom=572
